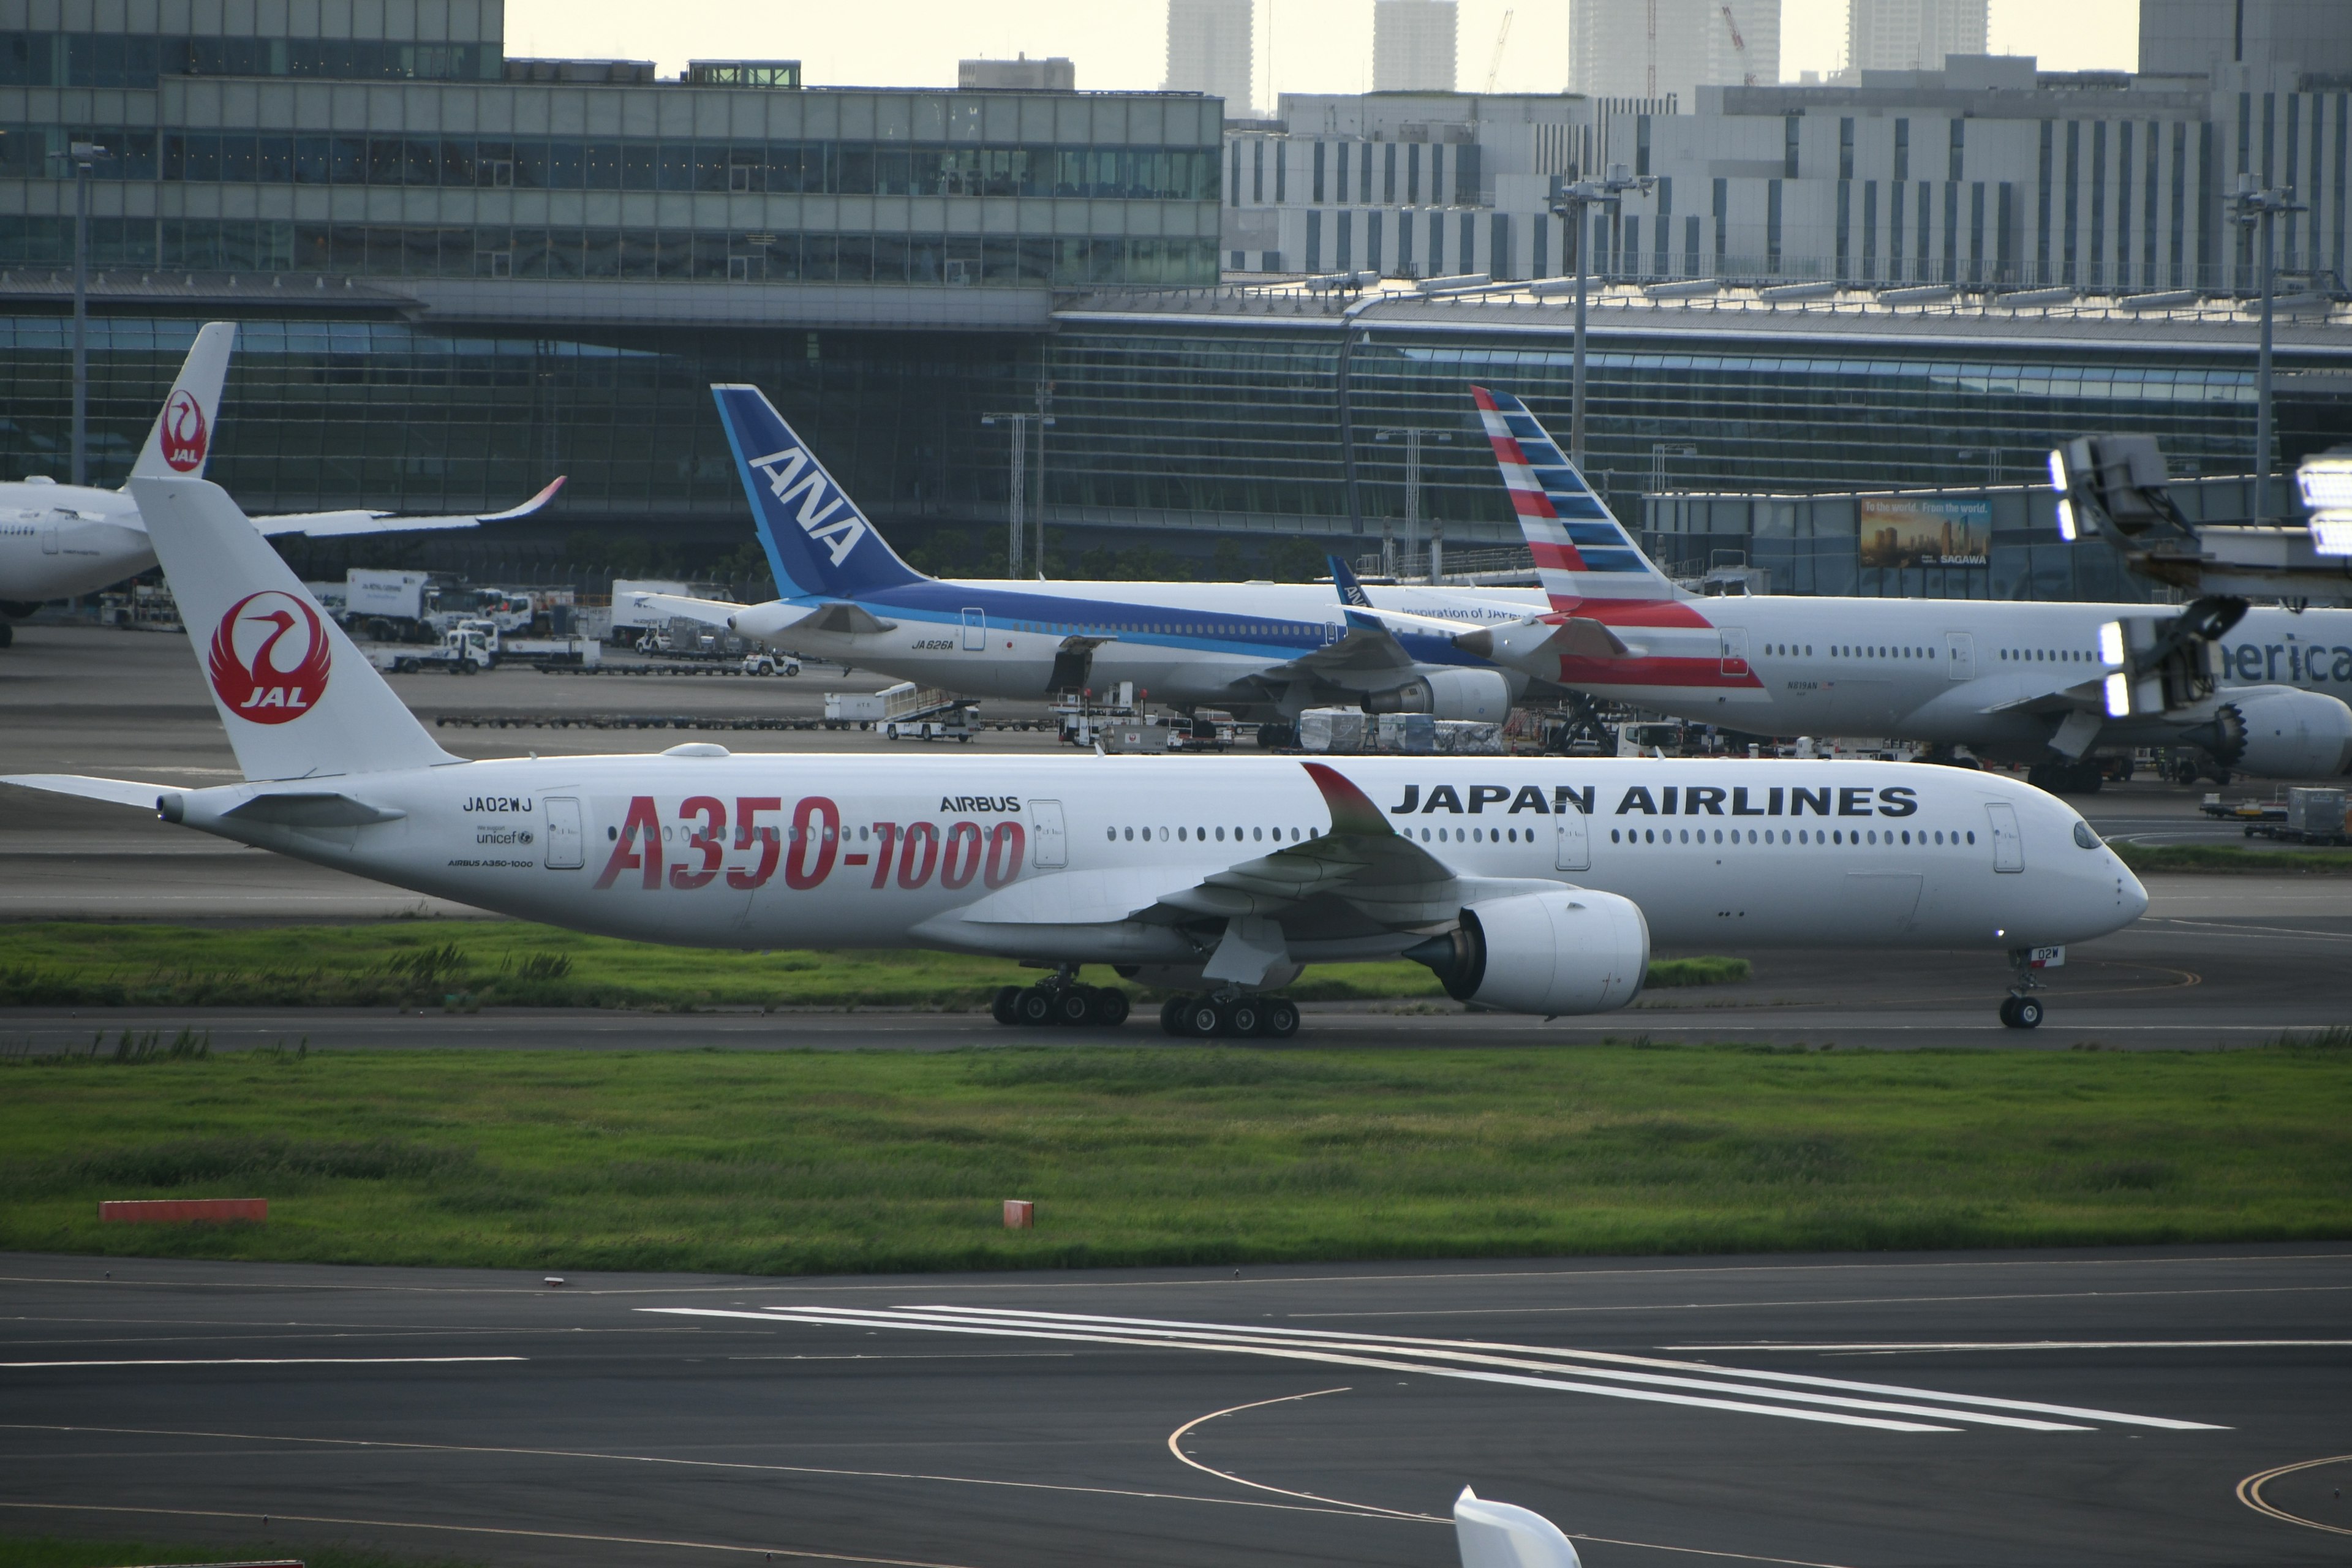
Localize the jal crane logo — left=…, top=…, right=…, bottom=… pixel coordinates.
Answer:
left=206, top=592, right=331, bottom=723
left=160, top=389, right=209, bottom=473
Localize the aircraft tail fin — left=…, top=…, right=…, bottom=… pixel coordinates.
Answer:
left=1470, top=385, right=1681, bottom=610
left=129, top=322, right=236, bottom=483
left=1327, top=554, right=1376, bottom=607
left=709, top=384, right=925, bottom=600
left=129, top=476, right=456, bottom=782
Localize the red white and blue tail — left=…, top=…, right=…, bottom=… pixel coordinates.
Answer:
left=1471, top=386, right=1679, bottom=611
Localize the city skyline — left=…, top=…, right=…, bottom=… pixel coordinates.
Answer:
left=505, top=0, right=2141, bottom=102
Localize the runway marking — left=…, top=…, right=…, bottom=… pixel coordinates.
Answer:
left=1669, top=1340, right=2352, bottom=1354
left=0, top=1500, right=984, bottom=1568
left=1159, top=1389, right=1868, bottom=1567
left=0, top=1355, right=523, bottom=1368
left=0, top=1422, right=1399, bottom=1522
left=2144, top=918, right=2352, bottom=945
left=1296, top=1280, right=2352, bottom=1319
left=2237, top=1454, right=2352, bottom=1537
left=646, top=1305, right=1967, bottom=1433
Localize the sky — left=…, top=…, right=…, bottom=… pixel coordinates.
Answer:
left=505, top=1, right=2145, bottom=103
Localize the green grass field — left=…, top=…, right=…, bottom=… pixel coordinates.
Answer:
left=4, top=1039, right=2348, bottom=1275
left=0, top=922, right=1745, bottom=1011
left=2109, top=842, right=2352, bottom=875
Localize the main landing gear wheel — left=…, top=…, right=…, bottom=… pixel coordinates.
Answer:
left=1014, top=986, right=1057, bottom=1027
left=1261, top=998, right=1301, bottom=1039
left=1223, top=998, right=1263, bottom=1037
left=990, top=986, right=1022, bottom=1027
left=1999, top=995, right=2045, bottom=1030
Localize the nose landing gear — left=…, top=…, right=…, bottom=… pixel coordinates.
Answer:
left=1998, top=948, right=2046, bottom=1030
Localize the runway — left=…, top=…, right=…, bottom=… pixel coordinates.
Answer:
left=2, top=1246, right=2348, bottom=1567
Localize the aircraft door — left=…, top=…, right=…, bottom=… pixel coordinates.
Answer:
left=1719, top=627, right=1749, bottom=678
left=1984, top=802, right=2024, bottom=872
left=1945, top=631, right=1975, bottom=680
left=1028, top=799, right=1068, bottom=868
left=40, top=526, right=58, bottom=554
left=961, top=608, right=987, bottom=651
left=1554, top=805, right=1590, bottom=871
left=543, top=796, right=584, bottom=870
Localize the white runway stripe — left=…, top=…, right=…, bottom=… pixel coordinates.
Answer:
left=644, top=1307, right=1962, bottom=1432
left=0, top=1356, right=524, bottom=1368
left=1668, top=1340, right=2352, bottom=1353
left=887, top=1306, right=2225, bottom=1433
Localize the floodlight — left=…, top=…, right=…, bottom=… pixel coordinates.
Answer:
left=2297, top=454, right=2352, bottom=510
left=2046, top=448, right=2068, bottom=491
left=2310, top=514, right=2352, bottom=557
left=2055, top=498, right=2078, bottom=541
left=2098, top=622, right=2125, bottom=668
left=2103, top=673, right=2132, bottom=718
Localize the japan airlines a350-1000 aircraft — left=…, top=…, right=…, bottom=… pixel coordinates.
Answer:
left=631, top=384, right=1541, bottom=729
left=3, top=474, right=2147, bottom=1031
left=0, top=322, right=563, bottom=644
left=1459, top=386, right=2352, bottom=790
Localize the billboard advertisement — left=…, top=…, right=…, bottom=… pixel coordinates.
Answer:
left=1858, top=496, right=1991, bottom=569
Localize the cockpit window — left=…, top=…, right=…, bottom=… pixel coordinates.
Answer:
left=2073, top=822, right=2100, bottom=850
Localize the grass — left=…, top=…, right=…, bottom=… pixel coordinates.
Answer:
left=1, top=1039, right=2347, bottom=1273
left=0, top=1534, right=478, bottom=1568
left=2109, top=842, right=2352, bottom=875
left=0, top=922, right=1744, bottom=1011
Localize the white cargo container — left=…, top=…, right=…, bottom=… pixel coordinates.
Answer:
left=1298, top=707, right=1366, bottom=754
left=1435, top=720, right=1506, bottom=755
left=1375, top=712, right=1437, bottom=754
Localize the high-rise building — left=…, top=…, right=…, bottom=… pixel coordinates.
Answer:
left=1374, top=1, right=1458, bottom=94
left=959, top=56, right=1077, bottom=91
left=1570, top=0, right=1780, bottom=106
left=1847, top=0, right=1989, bottom=76
left=2138, top=0, right=2352, bottom=83
left=1166, top=0, right=1255, bottom=119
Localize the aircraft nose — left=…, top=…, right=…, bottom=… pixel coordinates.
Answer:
left=2117, top=858, right=2150, bottom=922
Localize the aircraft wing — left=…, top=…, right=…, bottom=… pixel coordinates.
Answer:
left=1257, top=607, right=1421, bottom=682
left=1977, top=680, right=2106, bottom=717
left=636, top=594, right=898, bottom=639
left=252, top=477, right=567, bottom=539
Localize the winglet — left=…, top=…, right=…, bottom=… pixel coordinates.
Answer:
left=1343, top=606, right=1385, bottom=636
left=1327, top=554, right=1374, bottom=607
left=1302, top=762, right=1393, bottom=837
left=476, top=475, right=567, bottom=522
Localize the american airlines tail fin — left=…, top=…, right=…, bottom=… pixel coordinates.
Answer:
left=1469, top=385, right=1681, bottom=611
left=128, top=322, right=235, bottom=483
left=129, top=476, right=457, bottom=782
left=710, top=384, right=925, bottom=601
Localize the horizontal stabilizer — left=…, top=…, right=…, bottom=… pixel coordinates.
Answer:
left=0, top=773, right=172, bottom=810
left=221, top=792, right=406, bottom=827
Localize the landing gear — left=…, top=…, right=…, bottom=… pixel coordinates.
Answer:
left=0, top=620, right=13, bottom=648
left=1157, top=993, right=1302, bottom=1039
left=992, top=969, right=1131, bottom=1030
left=1999, top=949, right=2046, bottom=1030
left=2026, top=759, right=2104, bottom=794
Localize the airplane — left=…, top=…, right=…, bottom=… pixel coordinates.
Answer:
left=1457, top=386, right=2352, bottom=791
left=0, top=322, right=565, bottom=646
left=628, top=384, right=1550, bottom=736
left=2, top=471, right=2149, bottom=1033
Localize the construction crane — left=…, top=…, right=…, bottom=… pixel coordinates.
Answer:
left=1719, top=4, right=1757, bottom=88
left=1484, top=7, right=1514, bottom=94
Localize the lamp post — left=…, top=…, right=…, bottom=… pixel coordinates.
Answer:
left=1375, top=426, right=1455, bottom=581
left=981, top=409, right=1054, bottom=578
left=1548, top=162, right=1653, bottom=471
left=2230, top=175, right=2306, bottom=527
left=59, top=140, right=111, bottom=487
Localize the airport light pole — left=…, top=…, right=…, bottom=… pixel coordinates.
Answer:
left=981, top=410, right=1052, bottom=578
left=1649, top=442, right=1697, bottom=498
left=2230, top=175, right=2306, bottom=527
left=1374, top=426, right=1454, bottom=581
left=1549, top=162, right=1653, bottom=471
left=59, top=140, right=111, bottom=486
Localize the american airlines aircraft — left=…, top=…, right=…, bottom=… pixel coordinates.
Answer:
left=1459, top=387, right=2352, bottom=790
left=0, top=322, right=563, bottom=644
left=632, top=385, right=1540, bottom=729
left=2, top=473, right=2148, bottom=1031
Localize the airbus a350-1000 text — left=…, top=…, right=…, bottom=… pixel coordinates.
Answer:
left=2, top=475, right=2150, bottom=1032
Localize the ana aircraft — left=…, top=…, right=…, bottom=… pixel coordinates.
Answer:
left=0, top=322, right=563, bottom=644
left=1459, top=386, right=2352, bottom=790
left=631, top=384, right=1539, bottom=729
left=2, top=473, right=2148, bottom=1031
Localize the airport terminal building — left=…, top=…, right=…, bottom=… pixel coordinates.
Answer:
left=1, top=0, right=2347, bottom=597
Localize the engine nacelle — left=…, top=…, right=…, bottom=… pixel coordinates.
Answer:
left=2180, top=687, right=2352, bottom=778
left=1362, top=668, right=1514, bottom=721
left=1404, top=889, right=1649, bottom=1017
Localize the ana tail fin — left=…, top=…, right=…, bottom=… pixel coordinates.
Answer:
left=1469, top=385, right=1680, bottom=610
left=129, top=322, right=235, bottom=483
left=1326, top=554, right=1374, bottom=607
left=709, top=384, right=924, bottom=601
left=129, top=476, right=456, bottom=782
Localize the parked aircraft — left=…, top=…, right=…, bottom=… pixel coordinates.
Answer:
left=3, top=473, right=2147, bottom=1031
left=0, top=322, right=564, bottom=644
left=630, top=385, right=1542, bottom=730
left=1458, top=387, right=2352, bottom=790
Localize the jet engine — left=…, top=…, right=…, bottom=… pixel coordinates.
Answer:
left=1362, top=668, right=1514, bottom=721
left=2178, top=687, right=2352, bottom=778
left=1404, top=889, right=1649, bottom=1016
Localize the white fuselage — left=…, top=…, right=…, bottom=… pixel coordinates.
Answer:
left=163, top=753, right=2144, bottom=967
left=0, top=481, right=154, bottom=604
